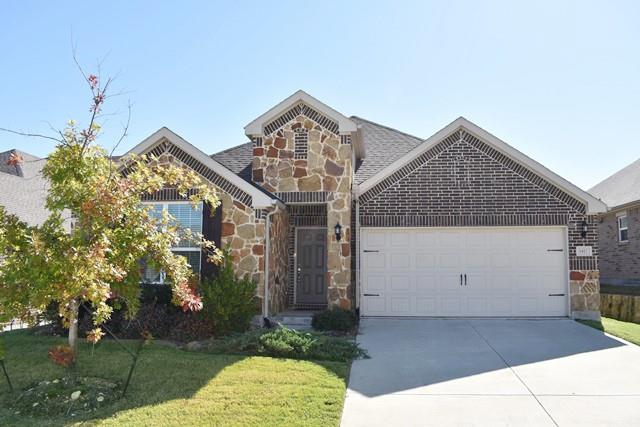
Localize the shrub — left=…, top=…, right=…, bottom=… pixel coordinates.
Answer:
left=312, top=308, right=357, bottom=332
left=204, top=327, right=367, bottom=362
left=201, top=251, right=257, bottom=336
left=40, top=282, right=216, bottom=343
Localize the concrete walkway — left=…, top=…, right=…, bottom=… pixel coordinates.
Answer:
left=342, top=318, right=640, bottom=426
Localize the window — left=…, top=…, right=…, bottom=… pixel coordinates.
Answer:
left=141, top=202, right=203, bottom=284
left=618, top=213, right=629, bottom=242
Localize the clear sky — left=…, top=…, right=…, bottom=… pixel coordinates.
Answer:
left=1, top=1, right=639, bottom=189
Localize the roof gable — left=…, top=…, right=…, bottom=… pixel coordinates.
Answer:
left=244, top=90, right=363, bottom=158
left=123, top=127, right=278, bottom=208
left=357, top=117, right=607, bottom=214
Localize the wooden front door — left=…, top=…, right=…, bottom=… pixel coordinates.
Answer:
left=295, top=228, right=327, bottom=304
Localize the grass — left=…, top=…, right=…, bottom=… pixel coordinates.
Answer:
left=578, top=317, right=640, bottom=346
left=0, top=330, right=349, bottom=426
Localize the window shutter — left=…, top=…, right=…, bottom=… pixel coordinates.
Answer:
left=200, top=202, right=223, bottom=280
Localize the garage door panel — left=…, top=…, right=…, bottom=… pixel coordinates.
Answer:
left=416, top=275, right=438, bottom=291
left=513, top=274, right=538, bottom=294
left=490, top=252, right=511, bottom=268
left=437, top=273, right=464, bottom=292
left=361, top=227, right=567, bottom=317
left=467, top=297, right=488, bottom=315
left=390, top=297, right=411, bottom=314
left=365, top=252, right=385, bottom=269
left=415, top=297, right=438, bottom=315
left=543, top=296, right=566, bottom=314
left=517, top=297, right=540, bottom=314
left=489, top=297, right=513, bottom=315
left=465, top=231, right=488, bottom=248
left=465, top=253, right=488, bottom=268
left=366, top=275, right=386, bottom=291
left=365, top=297, right=386, bottom=314
left=465, top=272, right=488, bottom=292
left=390, top=232, right=410, bottom=247
left=415, top=231, right=439, bottom=247
left=390, top=276, right=411, bottom=291
left=439, top=231, right=463, bottom=248
left=416, top=253, right=436, bottom=268
left=491, top=275, right=515, bottom=293
left=440, top=297, right=464, bottom=315
left=365, top=231, right=386, bottom=248
left=390, top=253, right=410, bottom=268
left=440, top=253, right=462, bottom=268
left=540, top=273, right=565, bottom=293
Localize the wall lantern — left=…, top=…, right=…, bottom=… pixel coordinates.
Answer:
left=334, top=222, right=343, bottom=241
left=580, top=220, right=588, bottom=238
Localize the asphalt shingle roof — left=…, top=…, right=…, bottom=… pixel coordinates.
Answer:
left=209, top=116, right=424, bottom=186
left=589, top=158, right=640, bottom=208
left=350, top=116, right=423, bottom=184
left=0, top=150, right=52, bottom=227
left=210, top=142, right=252, bottom=182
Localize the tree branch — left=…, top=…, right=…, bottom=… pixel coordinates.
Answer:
left=0, top=128, right=64, bottom=144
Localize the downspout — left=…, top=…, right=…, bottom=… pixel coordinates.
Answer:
left=355, top=193, right=361, bottom=312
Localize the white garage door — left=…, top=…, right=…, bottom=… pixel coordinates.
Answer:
left=361, top=227, right=568, bottom=317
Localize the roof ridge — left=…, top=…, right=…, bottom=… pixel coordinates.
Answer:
left=350, top=115, right=424, bottom=142
left=0, top=148, right=41, bottom=159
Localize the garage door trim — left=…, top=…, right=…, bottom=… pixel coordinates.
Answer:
left=359, top=226, right=570, bottom=318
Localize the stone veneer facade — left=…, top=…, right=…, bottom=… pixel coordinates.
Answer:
left=251, top=111, right=353, bottom=309
left=142, top=140, right=288, bottom=315
left=359, top=129, right=601, bottom=319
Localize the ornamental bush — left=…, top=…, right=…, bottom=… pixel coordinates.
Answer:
left=42, top=285, right=216, bottom=343
left=203, top=327, right=368, bottom=362
left=200, top=251, right=257, bottom=336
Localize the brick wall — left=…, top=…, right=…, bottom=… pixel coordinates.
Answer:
left=598, top=205, right=640, bottom=284
left=359, top=129, right=600, bottom=318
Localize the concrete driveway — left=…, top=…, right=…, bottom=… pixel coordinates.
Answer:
left=342, top=319, right=640, bottom=426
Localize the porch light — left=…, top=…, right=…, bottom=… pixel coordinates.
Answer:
left=581, top=220, right=588, bottom=238
left=334, top=222, right=343, bottom=241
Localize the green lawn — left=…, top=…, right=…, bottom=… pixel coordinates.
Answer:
left=0, top=330, right=348, bottom=426
left=578, top=317, right=640, bottom=346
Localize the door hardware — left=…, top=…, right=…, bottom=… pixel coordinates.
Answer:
left=460, top=274, right=463, bottom=286
left=547, top=249, right=564, bottom=252
left=464, top=274, right=467, bottom=286
left=548, top=293, right=565, bottom=297
left=363, top=293, right=380, bottom=297
left=363, top=250, right=379, bottom=253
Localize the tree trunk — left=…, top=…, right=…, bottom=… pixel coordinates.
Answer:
left=68, top=299, right=80, bottom=357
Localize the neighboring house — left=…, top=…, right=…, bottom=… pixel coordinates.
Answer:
left=589, top=159, right=640, bottom=286
left=0, top=149, right=52, bottom=227
left=120, top=90, right=606, bottom=320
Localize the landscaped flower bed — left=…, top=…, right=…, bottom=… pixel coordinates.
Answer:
left=11, top=376, right=119, bottom=418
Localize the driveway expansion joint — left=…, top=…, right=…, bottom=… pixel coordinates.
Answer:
left=466, top=320, right=560, bottom=427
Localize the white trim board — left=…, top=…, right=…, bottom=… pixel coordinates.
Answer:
left=356, top=117, right=607, bottom=215
left=244, top=90, right=357, bottom=136
left=124, top=127, right=278, bottom=209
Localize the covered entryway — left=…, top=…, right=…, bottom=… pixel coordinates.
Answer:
left=360, top=227, right=568, bottom=317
